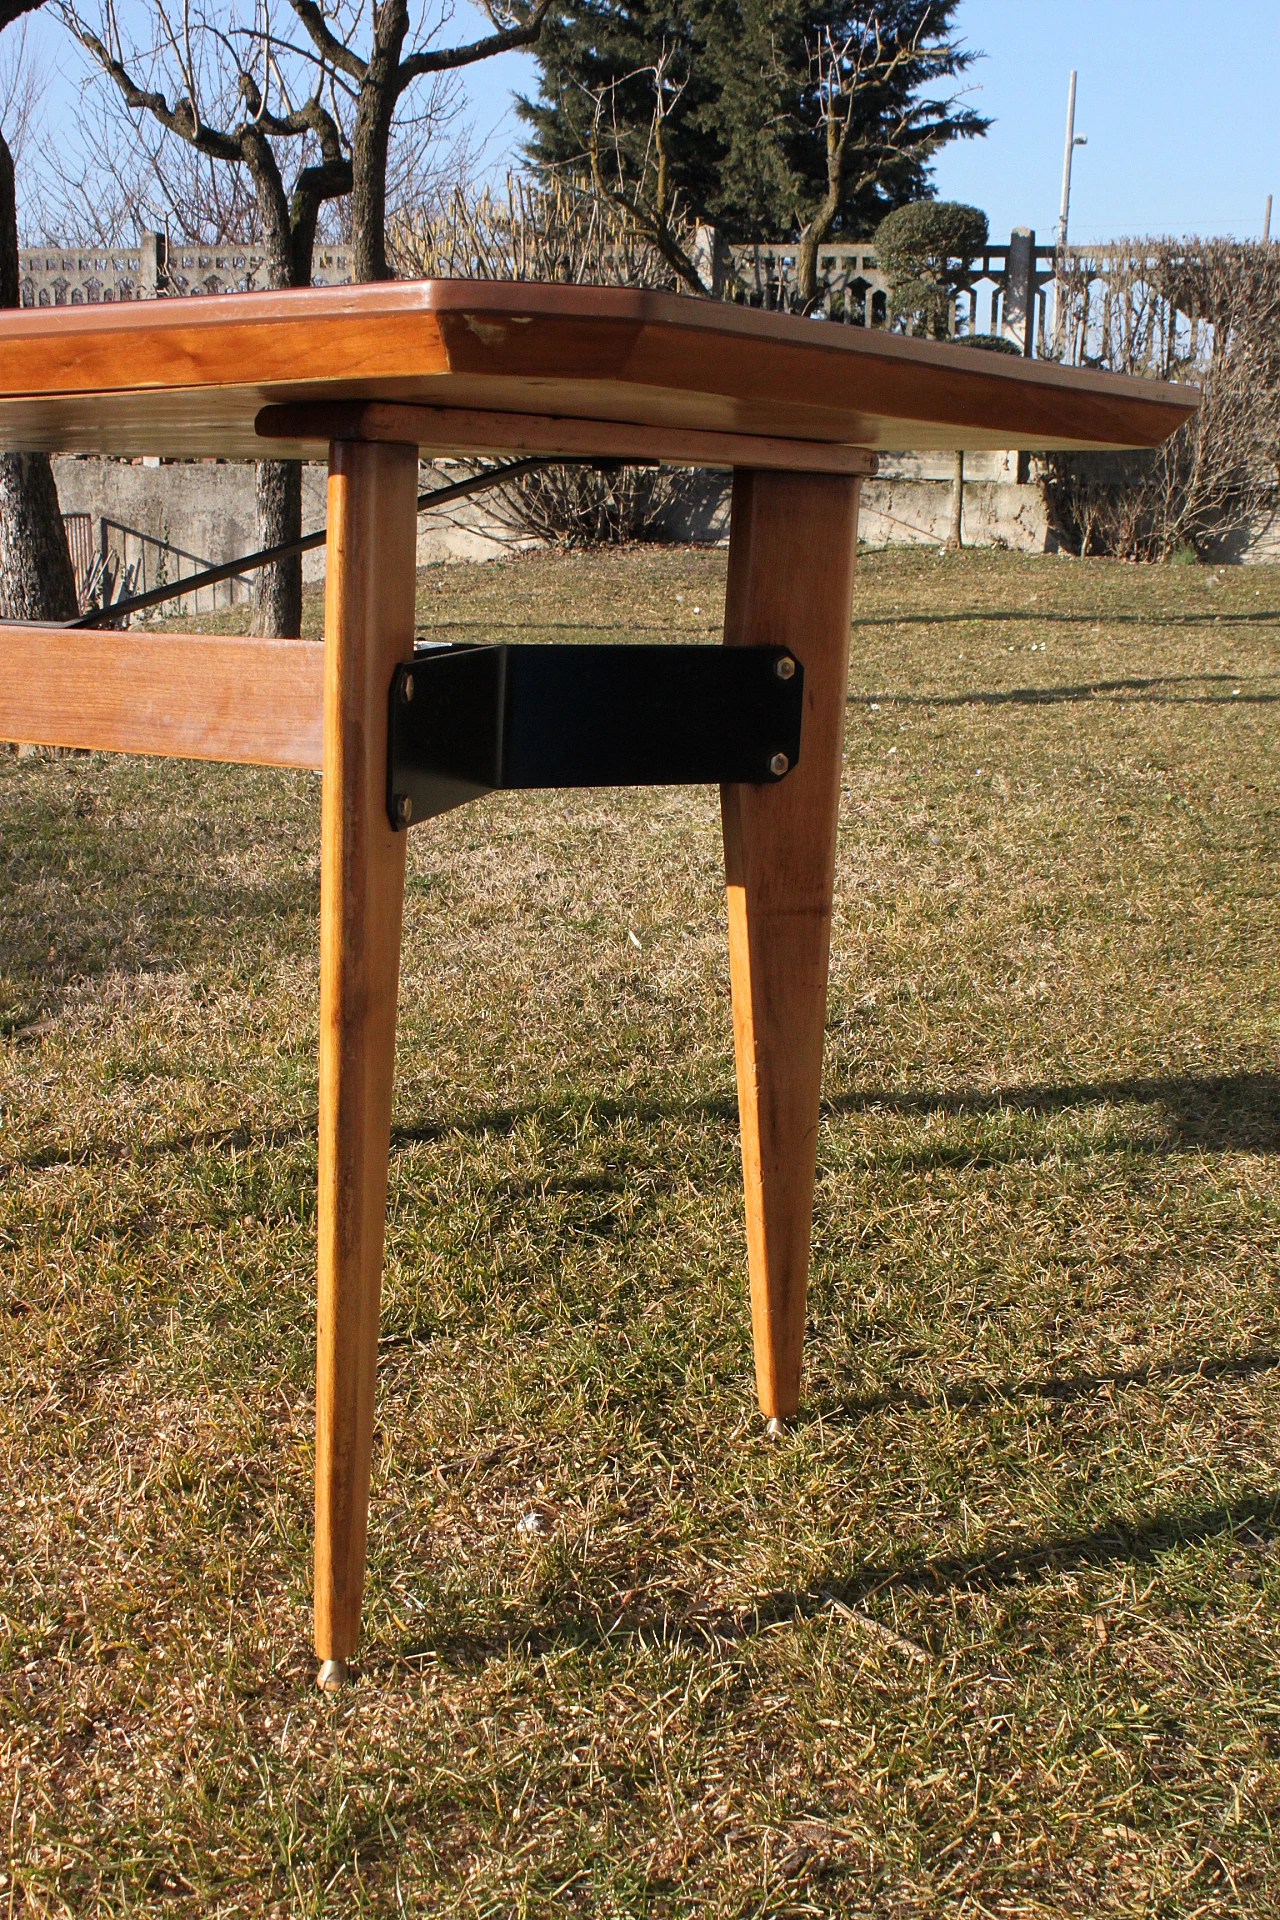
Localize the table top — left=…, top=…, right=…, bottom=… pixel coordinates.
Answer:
left=0, top=280, right=1197, bottom=461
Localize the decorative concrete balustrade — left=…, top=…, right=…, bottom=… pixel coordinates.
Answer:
left=21, top=225, right=1203, bottom=383
left=720, top=230, right=1058, bottom=354
left=19, top=226, right=1063, bottom=357
left=17, top=233, right=354, bottom=305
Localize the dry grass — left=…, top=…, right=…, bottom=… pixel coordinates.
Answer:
left=3, top=544, right=1280, bottom=1915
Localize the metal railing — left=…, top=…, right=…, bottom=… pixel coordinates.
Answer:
left=59, top=457, right=627, bottom=628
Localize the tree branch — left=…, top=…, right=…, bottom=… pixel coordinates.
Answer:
left=0, top=0, right=46, bottom=31
left=282, top=0, right=366, bottom=85
left=397, top=0, right=550, bottom=89
left=69, top=19, right=243, bottom=163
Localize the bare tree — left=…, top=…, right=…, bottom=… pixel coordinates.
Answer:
left=0, top=12, right=42, bottom=175
left=0, top=0, right=77, bottom=621
left=281, top=0, right=553, bottom=281
left=575, top=48, right=708, bottom=293
left=36, top=80, right=262, bottom=245
left=59, top=0, right=551, bottom=629
left=62, top=0, right=356, bottom=636
left=792, top=13, right=973, bottom=310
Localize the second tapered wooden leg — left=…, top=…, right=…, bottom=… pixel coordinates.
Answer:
left=721, top=467, right=862, bottom=1423
left=313, top=438, right=420, bottom=1684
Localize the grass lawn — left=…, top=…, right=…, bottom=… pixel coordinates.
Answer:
left=2, top=543, right=1280, bottom=1915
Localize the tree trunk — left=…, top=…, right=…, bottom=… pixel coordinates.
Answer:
left=0, top=123, right=77, bottom=620
left=349, top=58, right=398, bottom=283
left=237, top=156, right=306, bottom=639
left=795, top=223, right=821, bottom=312
left=0, top=118, right=15, bottom=309
left=251, top=458, right=303, bottom=637
left=248, top=221, right=300, bottom=639
left=795, top=193, right=839, bottom=313
left=946, top=449, right=964, bottom=549
left=0, top=452, right=78, bottom=618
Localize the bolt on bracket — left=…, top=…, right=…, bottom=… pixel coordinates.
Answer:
left=387, top=642, right=804, bottom=829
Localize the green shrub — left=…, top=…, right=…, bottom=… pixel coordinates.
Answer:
left=874, top=201, right=989, bottom=338
left=957, top=331, right=1021, bottom=355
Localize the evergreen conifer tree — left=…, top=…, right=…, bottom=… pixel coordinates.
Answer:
left=519, top=0, right=988, bottom=294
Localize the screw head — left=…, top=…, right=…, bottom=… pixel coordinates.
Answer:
left=395, top=793, right=413, bottom=825
left=769, top=751, right=790, bottom=777
left=774, top=655, right=796, bottom=680
left=400, top=671, right=415, bottom=704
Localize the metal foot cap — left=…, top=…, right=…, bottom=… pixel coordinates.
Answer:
left=316, top=1658, right=348, bottom=1693
left=765, top=1415, right=788, bottom=1437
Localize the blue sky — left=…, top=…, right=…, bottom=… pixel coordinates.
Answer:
left=454, top=0, right=1280, bottom=246
left=9, top=0, right=1276, bottom=246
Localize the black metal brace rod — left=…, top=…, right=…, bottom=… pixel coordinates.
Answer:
left=66, top=455, right=631, bottom=630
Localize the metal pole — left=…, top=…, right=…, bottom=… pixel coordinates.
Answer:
left=1053, top=71, right=1078, bottom=351
left=1057, top=71, right=1078, bottom=258
left=1265, top=194, right=1273, bottom=244
left=1053, top=72, right=1087, bottom=353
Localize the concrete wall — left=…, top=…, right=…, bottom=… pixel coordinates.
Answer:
left=53, top=457, right=1280, bottom=612
left=859, top=478, right=1056, bottom=551
left=53, top=457, right=327, bottom=613
left=1204, top=504, right=1280, bottom=566
left=51, top=456, right=520, bottom=612
left=651, top=463, right=1057, bottom=553
left=50, top=452, right=1063, bottom=610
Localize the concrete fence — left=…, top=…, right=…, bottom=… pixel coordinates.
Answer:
left=18, top=225, right=1062, bottom=356
left=17, top=233, right=353, bottom=305
left=713, top=229, right=1056, bottom=356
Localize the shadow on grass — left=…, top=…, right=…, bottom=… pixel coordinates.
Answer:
left=819, top=1346, right=1280, bottom=1424
left=391, top=1488, right=1280, bottom=1672
left=3, top=1118, right=321, bottom=1177
left=848, top=607, right=1280, bottom=631
left=825, top=1070, right=1280, bottom=1154
left=854, top=672, right=1279, bottom=708
left=413, top=608, right=1280, bottom=638
left=7, top=1070, right=1277, bottom=1178
left=765, top=1489, right=1280, bottom=1621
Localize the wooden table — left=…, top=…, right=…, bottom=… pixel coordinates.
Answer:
left=0, top=282, right=1196, bottom=1687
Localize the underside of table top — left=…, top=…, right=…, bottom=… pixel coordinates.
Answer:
left=0, top=279, right=1197, bottom=462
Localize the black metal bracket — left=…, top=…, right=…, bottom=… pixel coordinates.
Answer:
left=387, top=643, right=804, bottom=828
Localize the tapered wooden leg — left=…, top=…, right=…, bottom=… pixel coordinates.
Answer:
left=720, top=467, right=861, bottom=1422
left=314, top=438, right=419, bottom=1678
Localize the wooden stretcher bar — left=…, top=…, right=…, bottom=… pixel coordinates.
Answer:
left=0, top=626, right=324, bottom=768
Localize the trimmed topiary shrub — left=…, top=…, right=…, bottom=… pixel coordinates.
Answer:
left=874, top=201, right=989, bottom=338
left=957, top=331, right=1021, bottom=355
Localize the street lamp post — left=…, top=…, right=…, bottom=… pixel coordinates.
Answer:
left=1054, top=71, right=1087, bottom=354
